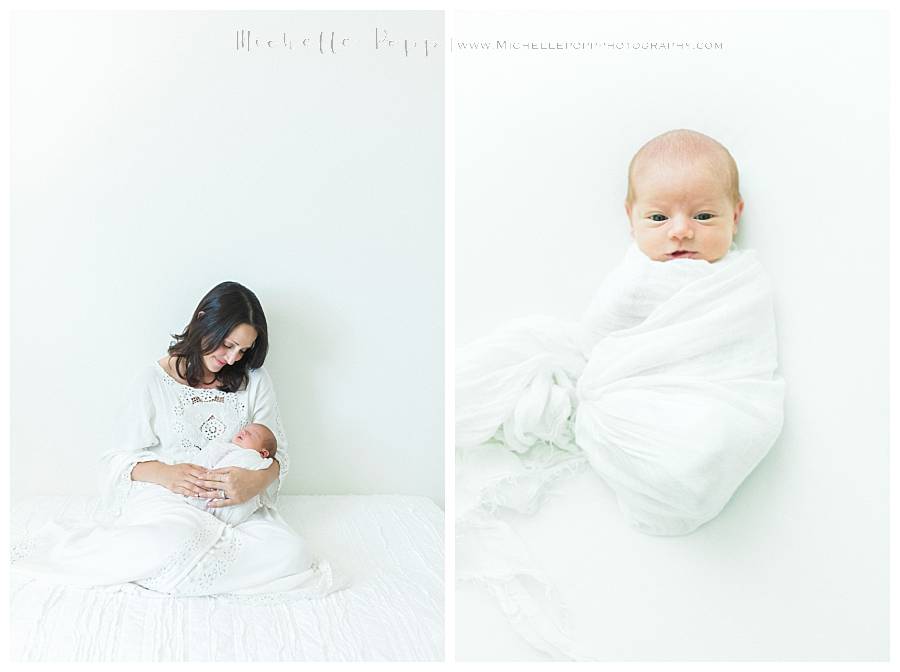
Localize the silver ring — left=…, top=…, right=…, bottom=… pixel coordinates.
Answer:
left=219, top=489, right=225, bottom=499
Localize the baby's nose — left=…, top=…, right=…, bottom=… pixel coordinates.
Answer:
left=669, top=218, right=694, bottom=238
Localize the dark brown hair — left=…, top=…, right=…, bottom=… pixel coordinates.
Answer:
left=167, top=281, right=269, bottom=392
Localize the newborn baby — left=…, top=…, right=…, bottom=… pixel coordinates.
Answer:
left=185, top=422, right=277, bottom=526
left=582, top=129, right=749, bottom=342
left=625, top=128, right=743, bottom=262
left=457, top=128, right=785, bottom=659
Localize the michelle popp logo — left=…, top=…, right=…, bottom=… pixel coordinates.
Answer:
left=235, top=28, right=438, bottom=57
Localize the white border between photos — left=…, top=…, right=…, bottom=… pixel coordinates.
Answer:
left=1, top=0, right=896, bottom=670
left=444, top=7, right=457, bottom=664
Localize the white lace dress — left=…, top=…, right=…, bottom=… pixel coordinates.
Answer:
left=11, top=362, right=334, bottom=600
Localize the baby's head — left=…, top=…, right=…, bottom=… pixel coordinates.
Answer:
left=232, top=422, right=277, bottom=459
left=625, top=129, right=743, bottom=262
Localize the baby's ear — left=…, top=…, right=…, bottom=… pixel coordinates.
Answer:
left=734, top=199, right=744, bottom=224
left=261, top=450, right=269, bottom=458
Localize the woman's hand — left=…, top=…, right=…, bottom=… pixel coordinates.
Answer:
left=131, top=460, right=214, bottom=497
left=199, top=465, right=270, bottom=508
left=160, top=463, right=218, bottom=498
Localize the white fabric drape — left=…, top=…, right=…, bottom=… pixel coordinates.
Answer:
left=456, top=243, right=785, bottom=659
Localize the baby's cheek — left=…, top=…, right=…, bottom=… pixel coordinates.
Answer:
left=632, top=233, right=659, bottom=259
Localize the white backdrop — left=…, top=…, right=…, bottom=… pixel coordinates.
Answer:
left=455, top=11, right=888, bottom=660
left=11, top=11, right=444, bottom=505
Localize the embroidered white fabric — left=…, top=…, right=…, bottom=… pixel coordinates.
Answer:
left=456, top=243, right=785, bottom=659
left=10, top=494, right=443, bottom=661
left=11, top=363, right=334, bottom=600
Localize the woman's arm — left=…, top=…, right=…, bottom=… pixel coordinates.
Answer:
left=98, top=368, right=162, bottom=516
left=260, top=456, right=281, bottom=488
left=252, top=368, right=290, bottom=503
left=130, top=460, right=168, bottom=486
left=204, top=368, right=288, bottom=508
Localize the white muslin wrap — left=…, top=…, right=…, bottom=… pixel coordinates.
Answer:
left=456, top=243, right=785, bottom=659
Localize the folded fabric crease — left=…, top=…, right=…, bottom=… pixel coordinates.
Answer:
left=456, top=242, right=785, bottom=659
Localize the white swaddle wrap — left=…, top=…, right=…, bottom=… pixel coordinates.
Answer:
left=456, top=243, right=785, bottom=659
left=181, top=437, right=273, bottom=526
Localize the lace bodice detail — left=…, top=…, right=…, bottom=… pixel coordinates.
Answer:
left=157, top=371, right=250, bottom=463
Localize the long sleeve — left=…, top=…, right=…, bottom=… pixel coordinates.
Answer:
left=248, top=367, right=289, bottom=509
left=97, top=368, right=161, bottom=518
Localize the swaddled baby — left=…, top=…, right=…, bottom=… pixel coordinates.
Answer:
left=583, top=128, right=747, bottom=341
left=185, top=422, right=277, bottom=526
left=456, top=129, right=785, bottom=660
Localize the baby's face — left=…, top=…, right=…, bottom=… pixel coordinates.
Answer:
left=233, top=424, right=272, bottom=458
left=627, top=162, right=742, bottom=263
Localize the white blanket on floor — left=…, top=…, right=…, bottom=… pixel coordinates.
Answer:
left=456, top=243, right=785, bottom=659
left=11, top=494, right=444, bottom=662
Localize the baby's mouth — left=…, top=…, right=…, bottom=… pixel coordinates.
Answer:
left=668, top=250, right=697, bottom=258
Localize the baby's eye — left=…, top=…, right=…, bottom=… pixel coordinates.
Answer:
left=648, top=214, right=668, bottom=222
left=695, top=213, right=714, bottom=221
